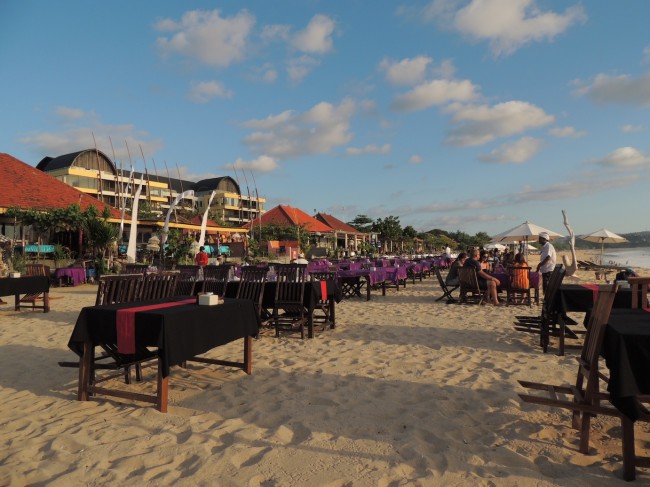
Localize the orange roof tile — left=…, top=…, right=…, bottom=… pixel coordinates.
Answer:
left=245, top=205, right=332, bottom=233
left=0, top=153, right=122, bottom=219
left=315, top=212, right=365, bottom=234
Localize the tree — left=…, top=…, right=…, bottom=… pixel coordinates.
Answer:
left=402, top=225, right=418, bottom=239
left=347, top=214, right=373, bottom=233
left=373, top=216, right=402, bottom=241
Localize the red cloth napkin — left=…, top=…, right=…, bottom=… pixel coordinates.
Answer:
left=320, top=281, right=327, bottom=301
left=580, top=283, right=599, bottom=302
left=116, top=298, right=196, bottom=354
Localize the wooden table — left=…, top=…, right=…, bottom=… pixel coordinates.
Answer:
left=68, top=296, right=259, bottom=412
left=0, top=276, right=50, bottom=312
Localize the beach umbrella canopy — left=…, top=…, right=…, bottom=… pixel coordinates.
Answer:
left=484, top=243, right=506, bottom=250
left=492, top=221, right=563, bottom=257
left=580, top=228, right=628, bottom=263
left=492, top=221, right=564, bottom=243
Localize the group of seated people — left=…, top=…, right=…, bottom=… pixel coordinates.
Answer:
left=446, top=248, right=530, bottom=306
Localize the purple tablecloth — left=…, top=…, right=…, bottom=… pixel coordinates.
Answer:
left=54, top=267, right=86, bottom=286
left=384, top=266, right=407, bottom=283
left=337, top=268, right=387, bottom=286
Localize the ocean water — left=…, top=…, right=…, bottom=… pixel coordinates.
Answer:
left=601, top=247, right=650, bottom=270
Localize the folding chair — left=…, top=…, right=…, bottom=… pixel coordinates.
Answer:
left=434, top=265, right=458, bottom=303
left=457, top=267, right=484, bottom=305
left=202, top=265, right=231, bottom=295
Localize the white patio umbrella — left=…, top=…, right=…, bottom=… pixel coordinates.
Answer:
left=579, top=228, right=628, bottom=264
left=492, top=221, right=564, bottom=258
left=484, top=243, right=506, bottom=250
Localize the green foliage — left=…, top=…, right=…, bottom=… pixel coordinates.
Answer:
left=164, top=229, right=194, bottom=264
left=52, top=244, right=72, bottom=266
left=347, top=214, right=373, bottom=233
left=11, top=252, right=25, bottom=273
left=373, top=216, right=402, bottom=241
left=83, top=206, right=118, bottom=259
left=402, top=225, right=418, bottom=239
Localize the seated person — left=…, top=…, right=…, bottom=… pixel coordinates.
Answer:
left=479, top=250, right=491, bottom=271
left=293, top=252, right=309, bottom=265
left=615, top=267, right=638, bottom=281
left=511, top=252, right=530, bottom=289
left=464, top=249, right=500, bottom=305
left=445, top=252, right=467, bottom=286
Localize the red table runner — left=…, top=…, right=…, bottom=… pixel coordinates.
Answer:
left=116, top=298, right=196, bottom=353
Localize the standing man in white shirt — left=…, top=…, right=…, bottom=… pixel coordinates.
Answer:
left=536, top=232, right=556, bottom=294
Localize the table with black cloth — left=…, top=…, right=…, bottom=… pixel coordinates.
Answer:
left=602, top=308, right=650, bottom=422
left=69, top=296, right=259, bottom=412
left=225, top=280, right=341, bottom=338
left=0, top=276, right=50, bottom=312
left=560, top=284, right=633, bottom=314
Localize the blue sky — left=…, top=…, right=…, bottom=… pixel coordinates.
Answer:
left=2, top=1, right=649, bottom=236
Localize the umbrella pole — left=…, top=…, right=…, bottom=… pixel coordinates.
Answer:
left=600, top=239, right=604, bottom=265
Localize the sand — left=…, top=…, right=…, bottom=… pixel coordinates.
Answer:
left=0, top=250, right=648, bottom=486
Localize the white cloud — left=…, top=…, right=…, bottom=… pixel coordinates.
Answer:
left=588, top=147, right=650, bottom=167
left=187, top=80, right=233, bottom=103
left=155, top=9, right=255, bottom=67
left=409, top=154, right=423, bottom=164
left=290, top=14, right=336, bottom=54
left=55, top=106, right=85, bottom=120
left=287, top=55, right=320, bottom=82
left=19, top=113, right=163, bottom=161
left=346, top=144, right=391, bottom=156
left=548, top=126, right=586, bottom=138
left=379, top=56, right=432, bottom=86
left=622, top=124, right=644, bottom=133
left=575, top=73, right=650, bottom=106
left=424, top=0, right=586, bottom=56
left=445, top=100, right=554, bottom=146
left=228, top=155, right=278, bottom=172
left=242, top=99, right=355, bottom=159
left=643, top=46, right=650, bottom=65
left=261, top=24, right=290, bottom=43
left=479, top=136, right=542, bottom=163
left=262, top=67, right=278, bottom=83
left=391, top=78, right=479, bottom=112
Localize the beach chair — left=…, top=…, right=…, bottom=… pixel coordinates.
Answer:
left=174, top=265, right=202, bottom=295
left=137, top=271, right=178, bottom=301
left=457, top=267, right=484, bottom=305
left=518, top=283, right=650, bottom=481
left=628, top=276, right=650, bottom=309
left=121, top=263, right=148, bottom=275
left=506, top=266, right=532, bottom=307
left=18, top=264, right=51, bottom=310
left=236, top=266, right=268, bottom=329
left=309, top=271, right=337, bottom=332
left=434, top=265, right=458, bottom=303
left=272, top=264, right=308, bottom=339
left=202, top=265, right=231, bottom=295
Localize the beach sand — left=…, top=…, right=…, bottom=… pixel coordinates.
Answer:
left=0, top=250, right=648, bottom=486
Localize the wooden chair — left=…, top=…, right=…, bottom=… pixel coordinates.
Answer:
left=174, top=265, right=202, bottom=295
left=309, top=271, right=337, bottom=332
left=434, top=265, right=458, bottom=303
left=628, top=276, right=650, bottom=309
left=95, top=274, right=142, bottom=306
left=121, top=263, right=148, bottom=275
left=236, top=266, right=268, bottom=327
left=202, top=265, right=231, bottom=295
left=272, top=264, right=308, bottom=339
left=60, top=274, right=149, bottom=384
left=457, top=267, right=484, bottom=305
left=18, top=264, right=51, bottom=310
left=506, top=266, right=532, bottom=307
left=138, top=272, right=178, bottom=301
left=518, top=284, right=650, bottom=481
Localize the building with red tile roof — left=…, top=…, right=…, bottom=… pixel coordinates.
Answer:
left=0, top=153, right=121, bottom=219
left=314, top=212, right=376, bottom=251
left=244, top=205, right=333, bottom=233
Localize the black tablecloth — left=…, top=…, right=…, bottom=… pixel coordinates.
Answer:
left=69, top=296, right=259, bottom=377
left=0, top=276, right=50, bottom=297
left=602, top=308, right=650, bottom=421
left=560, top=284, right=633, bottom=313
left=224, top=280, right=341, bottom=310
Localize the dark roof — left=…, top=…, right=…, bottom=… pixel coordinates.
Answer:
left=37, top=150, right=87, bottom=171
left=193, top=177, right=240, bottom=194
left=124, top=170, right=193, bottom=194
left=0, top=153, right=121, bottom=218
